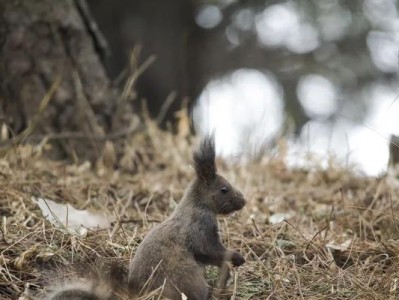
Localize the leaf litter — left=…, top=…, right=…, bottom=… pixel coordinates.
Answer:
left=0, top=122, right=399, bottom=299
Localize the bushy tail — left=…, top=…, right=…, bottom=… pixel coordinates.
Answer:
left=45, top=281, right=112, bottom=300
left=42, top=262, right=127, bottom=300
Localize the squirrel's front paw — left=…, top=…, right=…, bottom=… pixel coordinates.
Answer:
left=231, top=251, right=245, bottom=267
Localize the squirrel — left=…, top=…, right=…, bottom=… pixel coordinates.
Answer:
left=128, top=135, right=246, bottom=299
left=41, top=136, right=246, bottom=300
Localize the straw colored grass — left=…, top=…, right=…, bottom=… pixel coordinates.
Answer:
left=1, top=123, right=399, bottom=299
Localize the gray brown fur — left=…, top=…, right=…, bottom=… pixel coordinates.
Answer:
left=44, top=263, right=125, bottom=300
left=48, top=289, right=104, bottom=300
left=128, top=136, right=246, bottom=300
left=45, top=281, right=114, bottom=300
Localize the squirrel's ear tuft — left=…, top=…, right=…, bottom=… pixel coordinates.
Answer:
left=193, top=135, right=216, bottom=182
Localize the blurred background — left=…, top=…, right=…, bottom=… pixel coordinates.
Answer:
left=86, top=0, right=399, bottom=176
left=1, top=0, right=398, bottom=176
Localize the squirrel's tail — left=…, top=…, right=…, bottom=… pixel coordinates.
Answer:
left=42, top=261, right=127, bottom=300
left=45, top=281, right=113, bottom=300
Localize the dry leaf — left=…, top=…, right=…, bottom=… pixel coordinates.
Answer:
left=269, top=212, right=292, bottom=224
left=326, top=239, right=352, bottom=251
left=32, top=197, right=113, bottom=236
left=1, top=123, right=9, bottom=141
left=14, top=244, right=38, bottom=270
left=176, top=100, right=190, bottom=138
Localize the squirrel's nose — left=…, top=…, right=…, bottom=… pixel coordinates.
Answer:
left=236, top=192, right=246, bottom=208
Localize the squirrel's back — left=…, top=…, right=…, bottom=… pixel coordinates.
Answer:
left=128, top=213, right=204, bottom=299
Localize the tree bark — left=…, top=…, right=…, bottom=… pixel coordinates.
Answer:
left=390, top=135, right=399, bottom=166
left=0, top=0, right=118, bottom=159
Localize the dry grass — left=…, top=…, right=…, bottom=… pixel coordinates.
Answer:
left=1, top=122, right=399, bottom=300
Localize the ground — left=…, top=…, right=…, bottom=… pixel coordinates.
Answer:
left=1, top=124, right=399, bottom=299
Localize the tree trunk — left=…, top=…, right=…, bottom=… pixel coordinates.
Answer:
left=0, top=0, right=119, bottom=160
left=390, top=135, right=399, bottom=166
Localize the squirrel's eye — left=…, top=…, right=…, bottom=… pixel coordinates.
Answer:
left=220, top=187, right=229, bottom=194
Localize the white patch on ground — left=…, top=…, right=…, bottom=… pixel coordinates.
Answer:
left=32, top=197, right=113, bottom=236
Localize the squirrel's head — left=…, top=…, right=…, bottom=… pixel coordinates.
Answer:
left=192, top=135, right=246, bottom=215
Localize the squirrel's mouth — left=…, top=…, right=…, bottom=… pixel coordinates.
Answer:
left=219, top=203, right=245, bottom=216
